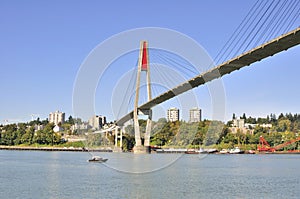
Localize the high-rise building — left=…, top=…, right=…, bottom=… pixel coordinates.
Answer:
left=49, top=110, right=65, bottom=125
left=167, top=108, right=179, bottom=122
left=88, top=115, right=107, bottom=130
left=189, top=107, right=202, bottom=123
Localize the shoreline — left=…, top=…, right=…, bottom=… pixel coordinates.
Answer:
left=0, top=146, right=113, bottom=152
left=1, top=146, right=300, bottom=154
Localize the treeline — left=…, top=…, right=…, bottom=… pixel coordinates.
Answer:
left=232, top=112, right=300, bottom=132
left=0, top=123, right=64, bottom=146
left=122, top=113, right=300, bottom=151
left=2, top=113, right=300, bottom=151
left=0, top=115, right=82, bottom=146
left=122, top=119, right=225, bottom=149
left=0, top=116, right=75, bottom=146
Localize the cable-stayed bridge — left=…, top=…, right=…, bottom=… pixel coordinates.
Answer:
left=116, top=27, right=300, bottom=126
left=100, top=0, right=300, bottom=153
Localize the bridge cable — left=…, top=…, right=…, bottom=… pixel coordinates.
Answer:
left=116, top=59, right=138, bottom=120
left=214, top=0, right=261, bottom=65
left=151, top=49, right=196, bottom=82
left=282, top=0, right=300, bottom=34
left=241, top=1, right=276, bottom=55
left=254, top=0, right=285, bottom=47
left=266, top=0, right=291, bottom=41
left=271, top=0, right=298, bottom=38
left=220, top=0, right=266, bottom=64
left=152, top=49, right=198, bottom=77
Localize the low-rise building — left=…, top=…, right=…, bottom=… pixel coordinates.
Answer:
left=53, top=125, right=64, bottom=133
left=71, top=123, right=89, bottom=132
left=232, top=118, right=245, bottom=128
left=260, top=123, right=272, bottom=128
left=34, top=124, right=44, bottom=131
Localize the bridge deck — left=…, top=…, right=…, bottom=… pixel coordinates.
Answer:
left=116, top=27, right=300, bottom=125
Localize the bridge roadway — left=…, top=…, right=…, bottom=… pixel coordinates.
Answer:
left=116, top=27, right=300, bottom=126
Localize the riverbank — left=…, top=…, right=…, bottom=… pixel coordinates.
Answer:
left=0, top=146, right=113, bottom=152
left=2, top=145, right=300, bottom=154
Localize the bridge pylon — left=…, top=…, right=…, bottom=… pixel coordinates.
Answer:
left=133, top=41, right=152, bottom=154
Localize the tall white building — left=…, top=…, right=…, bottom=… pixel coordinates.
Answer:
left=189, top=107, right=201, bottom=123
left=88, top=115, right=107, bottom=130
left=167, top=108, right=179, bottom=122
left=49, top=110, right=65, bottom=125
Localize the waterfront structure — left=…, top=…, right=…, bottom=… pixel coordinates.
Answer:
left=167, top=108, right=179, bottom=122
left=88, top=115, right=106, bottom=130
left=189, top=107, right=201, bottom=123
left=49, top=110, right=65, bottom=125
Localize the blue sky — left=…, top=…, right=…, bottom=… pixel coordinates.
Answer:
left=0, top=0, right=299, bottom=124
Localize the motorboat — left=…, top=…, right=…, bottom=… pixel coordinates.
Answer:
left=88, top=156, right=108, bottom=163
left=219, top=149, right=229, bottom=154
left=247, top=149, right=256, bottom=154
left=207, top=148, right=218, bottom=153
left=185, top=149, right=199, bottom=154
left=229, top=147, right=244, bottom=154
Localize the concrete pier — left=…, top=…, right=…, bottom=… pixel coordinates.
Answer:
left=133, top=145, right=150, bottom=154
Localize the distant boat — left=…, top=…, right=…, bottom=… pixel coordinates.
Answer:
left=207, top=148, right=218, bottom=153
left=185, top=149, right=199, bottom=154
left=247, top=150, right=256, bottom=154
left=219, top=149, right=229, bottom=154
left=198, top=148, right=208, bottom=154
left=229, top=147, right=244, bottom=154
left=185, top=148, right=210, bottom=154
left=88, top=156, right=108, bottom=163
left=184, top=148, right=218, bottom=154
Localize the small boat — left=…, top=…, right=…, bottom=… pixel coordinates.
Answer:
left=198, top=148, right=208, bottom=154
left=247, top=149, right=256, bottom=154
left=229, top=147, right=244, bottom=154
left=185, top=149, right=199, bottom=154
left=219, top=149, right=229, bottom=154
left=207, top=148, right=218, bottom=153
left=88, top=156, right=108, bottom=163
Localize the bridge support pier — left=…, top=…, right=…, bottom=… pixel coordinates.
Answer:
left=114, top=126, right=123, bottom=152
left=133, top=145, right=150, bottom=154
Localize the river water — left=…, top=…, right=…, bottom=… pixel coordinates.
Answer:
left=0, top=150, right=299, bottom=199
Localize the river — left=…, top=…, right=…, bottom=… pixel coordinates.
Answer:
left=0, top=150, right=299, bottom=198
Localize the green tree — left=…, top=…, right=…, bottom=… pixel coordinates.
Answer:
left=1, top=124, right=17, bottom=145
left=242, top=113, right=246, bottom=120
left=67, top=116, right=75, bottom=125
left=21, top=126, right=35, bottom=144
left=277, top=119, right=291, bottom=132
left=222, top=132, right=237, bottom=145
left=245, top=117, right=256, bottom=124
left=122, top=134, right=135, bottom=151
left=204, top=121, right=224, bottom=146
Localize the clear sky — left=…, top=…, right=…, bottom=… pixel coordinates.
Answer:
left=1, top=0, right=299, bottom=124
